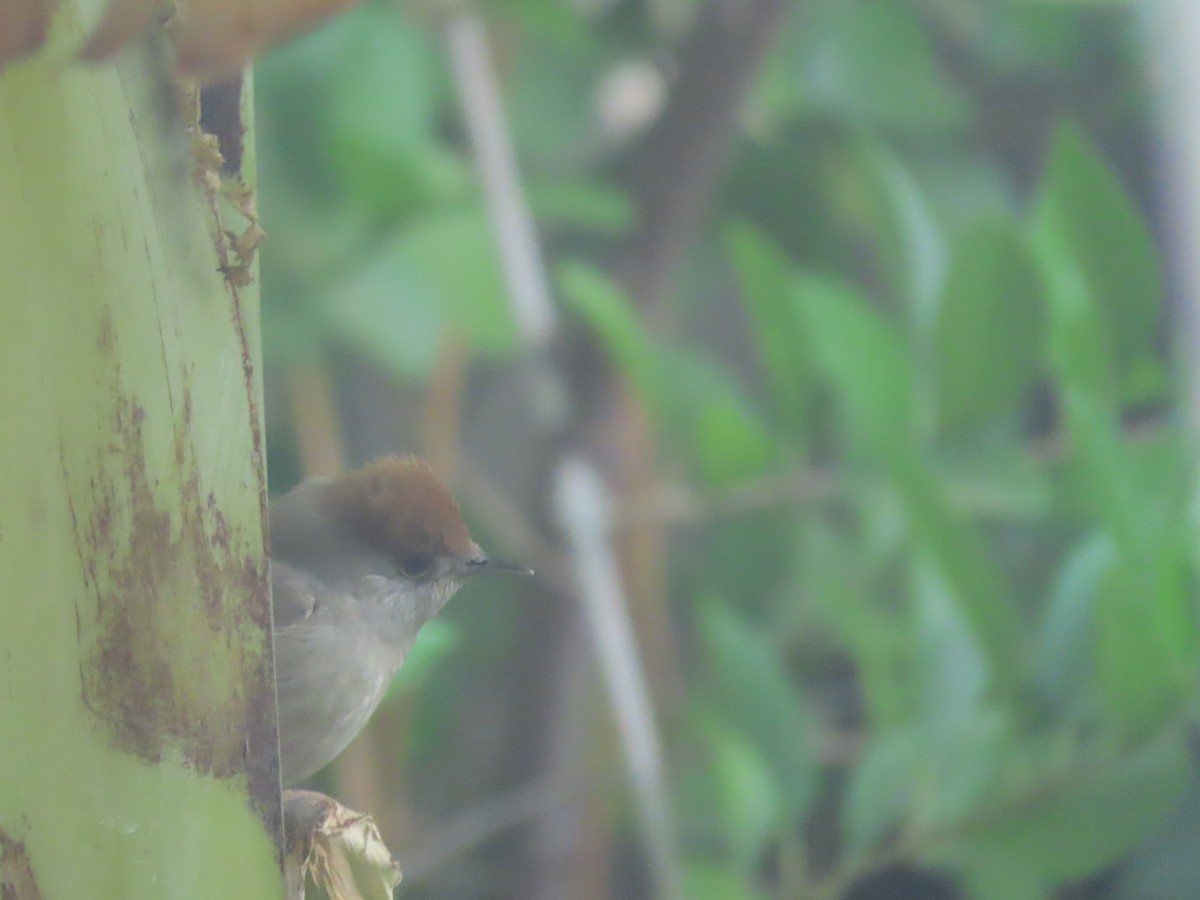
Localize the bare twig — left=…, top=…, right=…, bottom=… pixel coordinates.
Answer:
left=609, top=418, right=1175, bottom=530
left=445, top=13, right=556, bottom=351
left=612, top=466, right=841, bottom=529
left=396, top=778, right=567, bottom=885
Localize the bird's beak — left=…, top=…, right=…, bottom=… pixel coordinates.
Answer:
left=459, top=555, right=534, bottom=578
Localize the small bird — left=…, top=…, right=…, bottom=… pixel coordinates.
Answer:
left=269, top=456, right=529, bottom=786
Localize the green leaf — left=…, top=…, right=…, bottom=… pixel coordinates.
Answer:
left=1046, top=397, right=1143, bottom=569
left=698, top=599, right=816, bottom=820
left=681, top=860, right=769, bottom=900
left=1093, top=558, right=1188, bottom=738
left=396, top=209, right=519, bottom=355
left=561, top=263, right=777, bottom=483
left=798, top=273, right=916, bottom=451
left=940, top=738, right=1190, bottom=887
left=844, top=716, right=1009, bottom=857
left=557, top=262, right=656, bottom=389
left=1054, top=401, right=1193, bottom=737
left=526, top=179, right=634, bottom=234
left=914, top=713, right=1008, bottom=834
left=935, top=216, right=1044, bottom=430
left=912, top=562, right=988, bottom=733
left=854, top=139, right=948, bottom=341
left=800, top=275, right=1022, bottom=689
left=1033, top=533, right=1111, bottom=714
left=695, top=712, right=781, bottom=872
left=509, top=39, right=603, bottom=166
left=889, top=453, right=1023, bottom=695
left=796, top=522, right=910, bottom=731
left=322, top=8, right=462, bottom=220
left=382, top=620, right=459, bottom=704
left=794, top=1, right=972, bottom=136
left=1030, top=223, right=1111, bottom=399
left=1112, top=778, right=1200, bottom=899
left=688, top=371, right=778, bottom=484
left=1031, top=123, right=1164, bottom=396
left=956, top=856, right=1050, bottom=900
left=326, top=7, right=438, bottom=151
left=1058, top=390, right=1146, bottom=563
left=323, top=209, right=519, bottom=375
left=725, top=222, right=812, bottom=442
left=322, top=245, right=445, bottom=376
left=1030, top=149, right=1194, bottom=734
left=843, top=726, right=922, bottom=855
left=932, top=438, right=1051, bottom=521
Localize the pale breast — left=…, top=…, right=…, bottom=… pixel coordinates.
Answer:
left=273, top=598, right=401, bottom=786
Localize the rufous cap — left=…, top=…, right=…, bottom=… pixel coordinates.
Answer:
left=322, top=456, right=475, bottom=577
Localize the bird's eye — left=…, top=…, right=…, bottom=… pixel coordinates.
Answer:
left=397, top=554, right=434, bottom=578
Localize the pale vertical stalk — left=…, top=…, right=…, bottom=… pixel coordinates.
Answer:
left=555, top=459, right=683, bottom=900
left=1147, top=1, right=1200, bottom=430
left=444, top=14, right=682, bottom=898
left=444, top=13, right=556, bottom=349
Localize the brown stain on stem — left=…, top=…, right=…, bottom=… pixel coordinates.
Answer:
left=0, top=829, right=41, bottom=900
left=65, top=300, right=278, bottom=843
left=53, top=79, right=282, bottom=852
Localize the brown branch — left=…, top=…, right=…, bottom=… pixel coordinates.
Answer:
left=619, top=0, right=791, bottom=314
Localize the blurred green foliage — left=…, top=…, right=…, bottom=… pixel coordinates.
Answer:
left=257, top=0, right=1198, bottom=897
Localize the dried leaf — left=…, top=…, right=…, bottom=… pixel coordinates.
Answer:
left=283, top=790, right=400, bottom=900
left=78, top=0, right=362, bottom=80
left=0, top=0, right=53, bottom=65
left=172, top=0, right=362, bottom=80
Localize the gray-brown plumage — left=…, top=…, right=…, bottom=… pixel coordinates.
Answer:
left=269, top=457, right=528, bottom=785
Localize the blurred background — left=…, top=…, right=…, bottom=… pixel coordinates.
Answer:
left=254, top=1, right=1199, bottom=898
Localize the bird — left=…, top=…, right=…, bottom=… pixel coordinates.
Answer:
left=268, top=456, right=529, bottom=786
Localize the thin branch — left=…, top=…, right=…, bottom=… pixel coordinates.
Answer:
left=396, top=778, right=567, bottom=885
left=611, top=466, right=841, bottom=529
left=609, top=418, right=1175, bottom=531
left=619, top=0, right=791, bottom=313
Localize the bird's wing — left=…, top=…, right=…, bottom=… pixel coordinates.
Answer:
left=270, top=560, right=321, bottom=630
